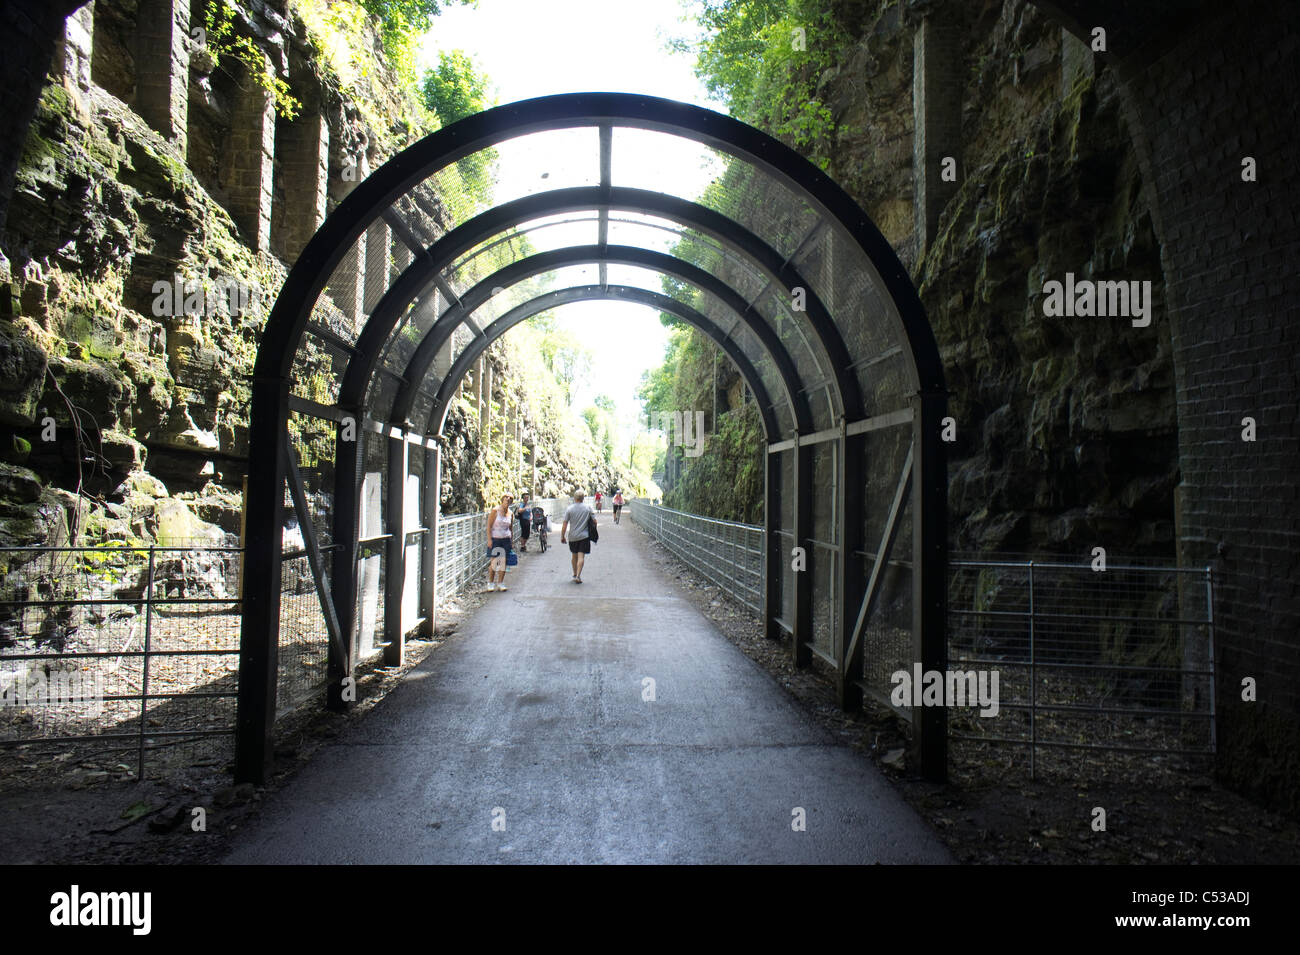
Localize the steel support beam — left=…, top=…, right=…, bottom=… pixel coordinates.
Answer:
left=235, top=376, right=289, bottom=784
left=913, top=389, right=948, bottom=782
left=327, top=411, right=361, bottom=712
left=791, top=435, right=813, bottom=668
left=764, top=445, right=783, bottom=642
left=837, top=422, right=866, bottom=710
left=384, top=429, right=408, bottom=666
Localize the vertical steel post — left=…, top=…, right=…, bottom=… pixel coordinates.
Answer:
left=912, top=389, right=947, bottom=782
left=384, top=429, right=407, bottom=666
left=764, top=449, right=782, bottom=642
left=793, top=436, right=813, bottom=667
left=236, top=376, right=290, bottom=784
left=137, top=545, right=155, bottom=780
left=328, top=413, right=360, bottom=712
left=838, top=423, right=866, bottom=710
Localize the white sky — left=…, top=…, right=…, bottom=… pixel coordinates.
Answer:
left=417, top=0, right=721, bottom=423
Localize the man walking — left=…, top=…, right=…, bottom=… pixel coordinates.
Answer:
left=560, top=491, right=596, bottom=584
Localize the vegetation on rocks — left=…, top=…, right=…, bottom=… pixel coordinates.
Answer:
left=0, top=0, right=620, bottom=553
left=649, top=0, right=1175, bottom=558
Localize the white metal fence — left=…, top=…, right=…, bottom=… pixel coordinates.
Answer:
left=628, top=501, right=764, bottom=613
left=629, top=502, right=1215, bottom=773
left=433, top=498, right=567, bottom=600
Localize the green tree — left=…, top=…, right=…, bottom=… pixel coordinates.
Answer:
left=421, top=49, right=497, bottom=202
left=671, top=0, right=787, bottom=112
left=358, top=1, right=475, bottom=81
left=539, top=328, right=592, bottom=405
left=671, top=0, right=840, bottom=157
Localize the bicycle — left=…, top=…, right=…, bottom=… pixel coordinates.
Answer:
left=531, top=506, right=548, bottom=553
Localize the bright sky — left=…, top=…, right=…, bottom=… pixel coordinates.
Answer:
left=417, top=0, right=721, bottom=431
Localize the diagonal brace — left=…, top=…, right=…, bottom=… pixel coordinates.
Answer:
left=843, top=442, right=914, bottom=671
left=281, top=433, right=349, bottom=671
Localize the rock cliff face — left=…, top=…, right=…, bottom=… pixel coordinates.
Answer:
left=824, top=0, right=1175, bottom=556
left=0, top=0, right=578, bottom=552
left=669, top=0, right=1176, bottom=557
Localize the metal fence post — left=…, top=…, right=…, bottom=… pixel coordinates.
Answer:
left=137, top=545, right=156, bottom=780
left=1205, top=566, right=1216, bottom=755
left=1028, top=559, right=1036, bottom=781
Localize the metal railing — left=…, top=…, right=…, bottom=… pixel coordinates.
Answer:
left=434, top=499, right=564, bottom=600
left=947, top=556, right=1215, bottom=776
left=629, top=501, right=764, bottom=613
left=0, top=542, right=242, bottom=779
left=629, top=503, right=1215, bottom=774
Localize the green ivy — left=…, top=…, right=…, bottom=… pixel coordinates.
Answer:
left=202, top=0, right=302, bottom=119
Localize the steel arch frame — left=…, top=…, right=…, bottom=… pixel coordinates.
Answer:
left=237, top=92, right=947, bottom=786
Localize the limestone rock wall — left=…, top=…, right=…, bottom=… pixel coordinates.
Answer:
left=820, top=0, right=1175, bottom=557
left=0, top=0, right=536, bottom=549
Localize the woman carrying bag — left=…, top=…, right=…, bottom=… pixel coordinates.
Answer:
left=484, top=494, right=517, bottom=592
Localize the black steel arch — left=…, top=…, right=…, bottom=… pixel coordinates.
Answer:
left=422, top=284, right=781, bottom=442
left=237, top=92, right=948, bottom=787
left=252, top=93, right=943, bottom=390
left=390, top=244, right=814, bottom=433
left=345, top=186, right=850, bottom=428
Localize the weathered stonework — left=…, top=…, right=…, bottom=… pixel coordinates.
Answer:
left=135, top=0, right=190, bottom=151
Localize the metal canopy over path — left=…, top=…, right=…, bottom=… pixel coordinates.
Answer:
left=224, top=521, right=951, bottom=864
left=237, top=92, right=949, bottom=785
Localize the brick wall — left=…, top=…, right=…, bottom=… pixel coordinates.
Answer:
left=1089, top=1, right=1300, bottom=810
left=0, top=0, right=83, bottom=240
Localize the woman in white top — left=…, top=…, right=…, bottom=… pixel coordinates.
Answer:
left=485, top=493, right=514, bottom=592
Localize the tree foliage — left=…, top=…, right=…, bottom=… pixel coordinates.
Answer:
left=671, top=0, right=845, bottom=159
left=356, top=0, right=475, bottom=84
left=420, top=49, right=497, bottom=203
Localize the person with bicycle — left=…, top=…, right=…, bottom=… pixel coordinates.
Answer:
left=531, top=502, right=549, bottom=552
left=594, top=490, right=603, bottom=513
left=612, top=490, right=625, bottom=524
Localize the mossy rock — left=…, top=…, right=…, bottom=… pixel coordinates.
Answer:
left=154, top=499, right=224, bottom=547
left=0, top=321, right=48, bottom=427
left=0, top=463, right=43, bottom=504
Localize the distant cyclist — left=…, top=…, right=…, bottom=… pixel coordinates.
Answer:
left=612, top=490, right=625, bottom=524
left=594, top=490, right=603, bottom=513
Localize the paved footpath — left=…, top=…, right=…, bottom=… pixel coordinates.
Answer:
left=223, top=512, right=951, bottom=864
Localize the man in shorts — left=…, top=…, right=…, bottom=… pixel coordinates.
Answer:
left=561, top=491, right=596, bottom=584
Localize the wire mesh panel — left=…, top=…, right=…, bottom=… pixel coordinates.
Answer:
left=276, top=553, right=328, bottom=712
left=0, top=544, right=241, bottom=781
left=947, top=557, right=1216, bottom=776
left=628, top=502, right=764, bottom=614
left=434, top=509, right=524, bottom=601
left=857, top=424, right=914, bottom=713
